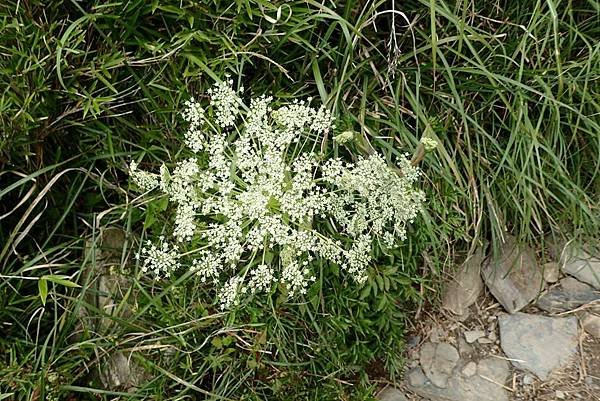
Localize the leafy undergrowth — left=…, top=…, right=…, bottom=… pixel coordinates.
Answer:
left=1, top=0, right=599, bottom=400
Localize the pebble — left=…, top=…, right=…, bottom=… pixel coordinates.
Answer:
left=407, top=357, right=509, bottom=401
left=523, top=374, right=534, bottom=385
left=462, top=362, right=477, bottom=377
left=376, top=386, right=409, bottom=401
left=542, top=261, right=560, bottom=283
left=581, top=312, right=600, bottom=338
left=407, top=367, right=428, bottom=387
left=419, top=342, right=460, bottom=388
left=429, top=326, right=445, bottom=343
left=556, top=390, right=566, bottom=399
left=458, top=336, right=474, bottom=358
left=464, top=330, right=485, bottom=344
left=407, top=335, right=421, bottom=349
left=584, top=376, right=599, bottom=389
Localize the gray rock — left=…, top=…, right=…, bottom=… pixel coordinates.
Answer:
left=462, top=362, right=477, bottom=377
left=481, top=236, right=543, bottom=313
left=98, top=352, right=147, bottom=392
left=498, top=313, right=578, bottom=380
left=523, top=374, right=534, bottom=385
left=536, top=277, right=599, bottom=313
left=98, top=227, right=127, bottom=257
left=542, top=262, right=560, bottom=283
left=82, top=228, right=134, bottom=332
left=429, top=325, right=446, bottom=343
left=376, top=386, right=408, bottom=401
left=585, top=375, right=599, bottom=389
left=442, top=250, right=485, bottom=316
left=83, top=228, right=150, bottom=391
left=407, top=367, right=428, bottom=387
left=476, top=357, right=510, bottom=382
left=557, top=242, right=600, bottom=289
left=406, top=357, right=509, bottom=401
left=457, top=336, right=474, bottom=359
left=97, top=273, right=132, bottom=331
left=407, top=335, right=421, bottom=349
left=420, top=342, right=460, bottom=388
left=464, top=330, right=485, bottom=344
left=84, top=227, right=128, bottom=272
left=581, top=313, right=600, bottom=338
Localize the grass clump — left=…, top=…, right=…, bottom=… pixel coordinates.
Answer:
left=1, top=0, right=599, bottom=400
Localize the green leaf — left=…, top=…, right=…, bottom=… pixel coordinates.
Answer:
left=247, top=358, right=258, bottom=369
left=38, top=278, right=48, bottom=306
left=42, top=275, right=81, bottom=288
left=211, top=337, right=223, bottom=349
left=376, top=294, right=388, bottom=311
left=375, top=275, right=384, bottom=290
left=144, top=197, right=168, bottom=229
left=359, top=283, right=371, bottom=300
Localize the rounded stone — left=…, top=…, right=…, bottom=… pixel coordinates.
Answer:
left=462, top=361, right=477, bottom=377
left=419, top=342, right=460, bottom=388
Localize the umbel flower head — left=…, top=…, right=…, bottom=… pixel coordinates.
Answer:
left=130, top=79, right=425, bottom=309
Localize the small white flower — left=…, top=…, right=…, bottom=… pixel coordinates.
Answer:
left=192, top=252, right=223, bottom=283
left=137, top=236, right=180, bottom=278
left=420, top=137, right=438, bottom=151
left=173, top=203, right=196, bottom=242
left=333, top=131, right=354, bottom=144
left=129, top=161, right=159, bottom=191
left=208, top=77, right=241, bottom=128
left=281, top=260, right=315, bottom=297
left=218, top=276, right=245, bottom=309
left=247, top=264, right=276, bottom=294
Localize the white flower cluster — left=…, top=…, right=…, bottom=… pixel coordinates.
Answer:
left=333, top=130, right=354, bottom=144
left=420, top=137, right=438, bottom=151
left=130, top=80, right=425, bottom=309
left=135, top=236, right=180, bottom=277
left=130, top=161, right=159, bottom=191
left=181, top=97, right=205, bottom=153
left=207, top=76, right=241, bottom=128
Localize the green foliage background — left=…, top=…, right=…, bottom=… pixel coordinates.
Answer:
left=1, top=0, right=599, bottom=399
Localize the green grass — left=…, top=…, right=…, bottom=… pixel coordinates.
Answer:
left=1, top=0, right=599, bottom=400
